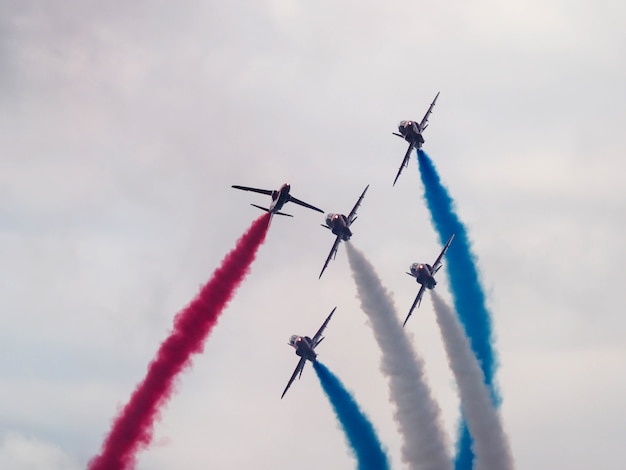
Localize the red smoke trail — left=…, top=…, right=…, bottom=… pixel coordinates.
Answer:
left=88, top=213, right=270, bottom=470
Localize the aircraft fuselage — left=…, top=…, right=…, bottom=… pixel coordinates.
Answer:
left=289, top=335, right=317, bottom=362
left=325, top=213, right=352, bottom=241
left=398, top=120, right=425, bottom=148
left=409, top=263, right=436, bottom=289
left=269, top=183, right=291, bottom=213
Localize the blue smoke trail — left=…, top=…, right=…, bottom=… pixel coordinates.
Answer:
left=313, top=361, right=390, bottom=470
left=416, top=149, right=498, bottom=470
left=455, top=427, right=473, bottom=470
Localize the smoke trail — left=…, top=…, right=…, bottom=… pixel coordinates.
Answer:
left=88, top=214, right=271, bottom=470
left=417, top=149, right=497, bottom=469
left=430, top=292, right=514, bottom=470
left=416, top=149, right=496, bottom=386
left=345, top=242, right=451, bottom=470
left=313, top=361, right=390, bottom=470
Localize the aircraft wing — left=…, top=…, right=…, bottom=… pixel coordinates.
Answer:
left=347, top=185, right=369, bottom=225
left=231, top=185, right=273, bottom=196
left=288, top=195, right=324, bottom=214
left=311, top=307, right=336, bottom=346
left=403, top=284, right=426, bottom=327
left=418, top=92, right=440, bottom=132
left=281, top=355, right=307, bottom=399
left=431, top=234, right=455, bottom=274
left=319, top=237, right=341, bottom=279
left=393, top=143, right=414, bottom=186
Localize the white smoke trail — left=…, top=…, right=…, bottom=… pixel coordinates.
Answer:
left=430, top=290, right=514, bottom=470
left=345, top=242, right=451, bottom=470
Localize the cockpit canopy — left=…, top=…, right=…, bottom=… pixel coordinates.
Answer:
left=289, top=334, right=300, bottom=346
left=398, top=120, right=415, bottom=135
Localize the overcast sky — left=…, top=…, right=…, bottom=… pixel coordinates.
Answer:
left=1, top=1, right=625, bottom=469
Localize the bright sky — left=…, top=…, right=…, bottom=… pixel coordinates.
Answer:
left=1, top=1, right=625, bottom=469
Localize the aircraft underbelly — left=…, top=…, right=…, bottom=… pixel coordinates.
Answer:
left=296, top=344, right=314, bottom=358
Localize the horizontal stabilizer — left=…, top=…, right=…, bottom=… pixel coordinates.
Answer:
left=392, top=132, right=404, bottom=138
left=251, top=204, right=293, bottom=217
left=321, top=224, right=330, bottom=229
left=250, top=204, right=270, bottom=213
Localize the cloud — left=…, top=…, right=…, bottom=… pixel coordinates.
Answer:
left=0, top=1, right=624, bottom=469
left=0, top=432, right=81, bottom=470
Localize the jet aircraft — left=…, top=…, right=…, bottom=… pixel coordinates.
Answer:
left=318, top=185, right=369, bottom=279
left=281, top=307, right=336, bottom=399
left=231, top=183, right=324, bottom=217
left=392, top=92, right=440, bottom=186
left=403, top=234, right=454, bottom=326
